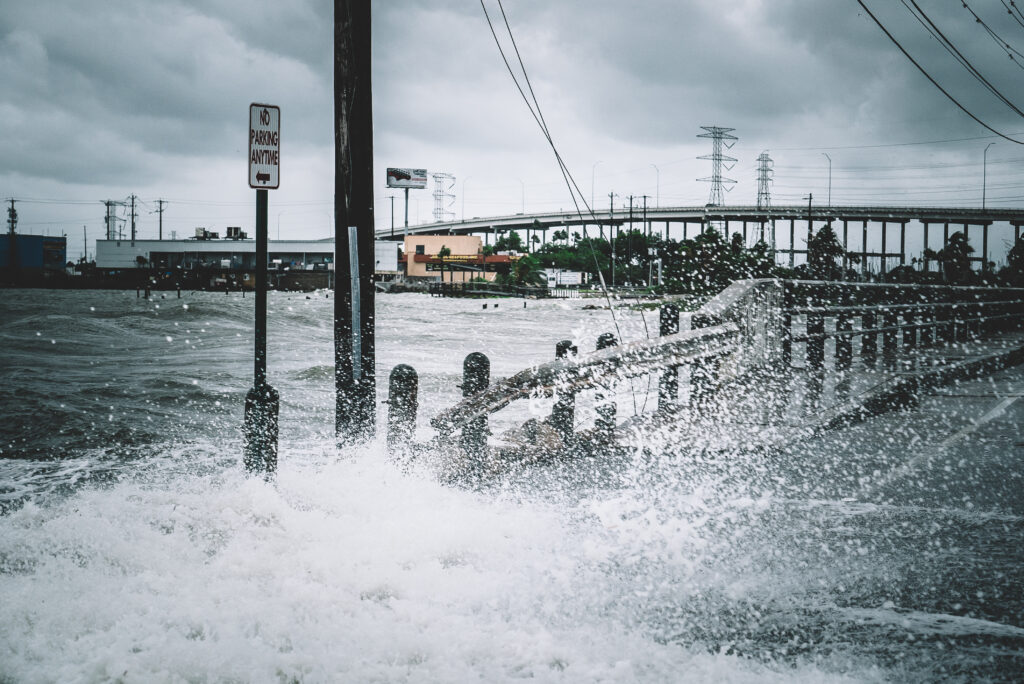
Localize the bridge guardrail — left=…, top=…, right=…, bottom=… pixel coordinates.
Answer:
left=386, top=279, right=1024, bottom=461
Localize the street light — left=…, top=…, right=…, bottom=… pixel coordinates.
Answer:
left=461, top=177, right=471, bottom=221
left=591, top=161, right=602, bottom=209
left=517, top=178, right=525, bottom=213
left=650, top=164, right=659, bottom=207
left=822, top=153, right=832, bottom=207
left=983, top=142, right=995, bottom=209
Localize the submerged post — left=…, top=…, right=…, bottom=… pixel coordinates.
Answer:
left=461, top=352, right=490, bottom=457
left=595, top=333, right=618, bottom=437
left=386, top=364, right=418, bottom=454
left=334, top=0, right=376, bottom=443
left=244, top=188, right=279, bottom=475
left=550, top=339, right=578, bottom=441
left=658, top=304, right=680, bottom=414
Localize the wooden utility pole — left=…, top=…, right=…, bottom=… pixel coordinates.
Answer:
left=130, top=194, right=137, bottom=242
left=157, top=199, right=166, bottom=240
left=334, top=0, right=376, bottom=442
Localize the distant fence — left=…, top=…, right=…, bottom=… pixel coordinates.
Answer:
left=429, top=281, right=548, bottom=298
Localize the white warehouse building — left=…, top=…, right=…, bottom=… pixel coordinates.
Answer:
left=95, top=237, right=400, bottom=274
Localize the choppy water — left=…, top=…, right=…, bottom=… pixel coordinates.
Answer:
left=1, top=289, right=1022, bottom=682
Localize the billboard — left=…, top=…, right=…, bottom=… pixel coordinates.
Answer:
left=386, top=167, right=427, bottom=189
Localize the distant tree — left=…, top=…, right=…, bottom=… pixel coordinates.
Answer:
left=998, top=236, right=1024, bottom=286
left=924, top=231, right=974, bottom=284
left=802, top=223, right=847, bottom=280
left=551, top=229, right=568, bottom=243
left=494, top=230, right=525, bottom=253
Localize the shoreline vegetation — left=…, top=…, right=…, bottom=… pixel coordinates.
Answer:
left=6, top=226, right=1024, bottom=295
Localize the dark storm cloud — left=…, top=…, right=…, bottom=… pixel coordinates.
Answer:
left=2, top=0, right=1021, bottom=218
left=0, top=0, right=330, bottom=186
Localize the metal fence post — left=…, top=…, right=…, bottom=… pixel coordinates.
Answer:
left=807, top=312, right=825, bottom=372
left=386, top=364, right=418, bottom=454
left=882, top=307, right=898, bottom=358
left=461, top=352, right=490, bottom=457
left=861, top=311, right=877, bottom=366
left=835, top=304, right=852, bottom=373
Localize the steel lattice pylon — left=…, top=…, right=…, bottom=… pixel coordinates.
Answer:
left=756, top=151, right=774, bottom=247
left=697, top=126, right=737, bottom=207
left=432, top=172, right=456, bottom=222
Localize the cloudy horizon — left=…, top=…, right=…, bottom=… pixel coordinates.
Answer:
left=3, top=0, right=1023, bottom=260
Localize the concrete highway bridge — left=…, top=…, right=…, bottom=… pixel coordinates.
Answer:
left=377, top=205, right=1024, bottom=276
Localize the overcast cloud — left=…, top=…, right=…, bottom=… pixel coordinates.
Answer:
left=2, top=0, right=1022, bottom=258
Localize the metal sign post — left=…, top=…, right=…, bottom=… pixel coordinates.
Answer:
left=244, top=103, right=281, bottom=476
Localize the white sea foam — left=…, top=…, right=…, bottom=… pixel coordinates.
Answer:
left=0, top=439, right=873, bottom=683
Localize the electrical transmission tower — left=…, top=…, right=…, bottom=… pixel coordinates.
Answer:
left=756, top=151, right=775, bottom=247
left=697, top=126, right=737, bottom=207
left=431, top=172, right=456, bottom=222
left=756, top=151, right=773, bottom=210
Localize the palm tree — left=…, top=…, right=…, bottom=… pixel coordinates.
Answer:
left=437, top=244, right=451, bottom=283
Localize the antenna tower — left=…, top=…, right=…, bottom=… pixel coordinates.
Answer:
left=697, top=126, right=737, bottom=206
left=432, top=172, right=456, bottom=222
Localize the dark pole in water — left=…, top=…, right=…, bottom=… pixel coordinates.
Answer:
left=244, top=189, right=279, bottom=475
left=461, top=352, right=490, bottom=457
left=334, top=0, right=376, bottom=443
left=386, top=364, right=418, bottom=454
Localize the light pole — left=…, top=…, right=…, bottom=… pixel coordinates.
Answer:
left=591, top=160, right=602, bottom=209
left=461, top=177, right=471, bottom=221
left=517, top=178, right=525, bottom=213
left=276, top=211, right=284, bottom=240
left=983, top=142, right=995, bottom=209
left=650, top=163, right=659, bottom=207
left=822, top=153, right=832, bottom=207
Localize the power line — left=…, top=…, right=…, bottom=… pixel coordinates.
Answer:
left=961, top=0, right=1024, bottom=70
left=901, top=0, right=1024, bottom=118
left=856, top=0, right=1024, bottom=144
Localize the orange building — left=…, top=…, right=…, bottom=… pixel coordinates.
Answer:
left=401, top=235, right=514, bottom=282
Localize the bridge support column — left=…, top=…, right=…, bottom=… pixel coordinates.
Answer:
left=842, top=220, right=849, bottom=273
left=862, top=221, right=869, bottom=278
left=983, top=223, right=989, bottom=272
left=923, top=221, right=930, bottom=273
left=900, top=221, right=906, bottom=266
left=789, top=219, right=796, bottom=268
left=658, top=305, right=680, bottom=414
left=551, top=340, right=577, bottom=441
left=880, top=221, right=887, bottom=278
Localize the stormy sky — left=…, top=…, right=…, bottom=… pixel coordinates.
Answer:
left=2, top=0, right=1023, bottom=259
